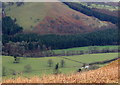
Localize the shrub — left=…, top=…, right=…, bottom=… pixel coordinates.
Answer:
left=60, top=60, right=65, bottom=67
left=89, top=65, right=100, bottom=70
left=77, top=68, right=82, bottom=72
left=48, top=59, right=53, bottom=67
left=13, top=56, right=20, bottom=63
left=24, top=64, right=32, bottom=73
left=2, top=66, right=7, bottom=76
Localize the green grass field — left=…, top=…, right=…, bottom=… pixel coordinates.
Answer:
left=77, top=2, right=118, bottom=11
left=2, top=52, right=119, bottom=79
left=5, top=3, right=50, bottom=30
left=53, top=45, right=118, bottom=54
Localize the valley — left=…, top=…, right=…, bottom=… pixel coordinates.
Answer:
left=1, top=1, right=119, bottom=83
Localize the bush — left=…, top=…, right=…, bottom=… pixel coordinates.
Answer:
left=13, top=56, right=20, bottom=63
left=24, top=64, right=32, bottom=73
left=2, top=66, right=7, bottom=76
left=77, top=68, right=82, bottom=72
left=89, top=65, right=100, bottom=70
left=48, top=59, right=53, bottom=67
left=60, top=60, right=65, bottom=67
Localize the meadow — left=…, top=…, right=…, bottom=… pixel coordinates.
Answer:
left=53, top=45, right=118, bottom=54
left=3, top=58, right=119, bottom=83
left=2, top=52, right=118, bottom=80
left=79, top=2, right=118, bottom=11
left=5, top=3, right=50, bottom=30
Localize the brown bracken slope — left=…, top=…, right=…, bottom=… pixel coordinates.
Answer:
left=33, top=2, right=116, bottom=34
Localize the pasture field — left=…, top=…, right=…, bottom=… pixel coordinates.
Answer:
left=53, top=45, right=118, bottom=54
left=5, top=3, right=50, bottom=30
left=3, top=58, right=119, bottom=83
left=76, top=2, right=118, bottom=11
left=2, top=52, right=119, bottom=80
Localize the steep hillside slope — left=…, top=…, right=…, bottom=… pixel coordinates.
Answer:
left=3, top=59, right=119, bottom=83
left=4, top=2, right=116, bottom=34
left=4, top=3, right=50, bottom=30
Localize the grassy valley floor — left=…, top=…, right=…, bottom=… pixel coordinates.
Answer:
left=3, top=58, right=119, bottom=83
left=2, top=52, right=119, bottom=80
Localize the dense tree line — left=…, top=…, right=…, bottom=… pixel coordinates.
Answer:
left=3, top=28, right=118, bottom=50
left=6, top=28, right=118, bottom=49
left=64, top=2, right=118, bottom=24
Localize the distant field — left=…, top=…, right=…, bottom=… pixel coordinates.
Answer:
left=77, top=2, right=118, bottom=11
left=53, top=45, right=118, bottom=54
left=2, top=52, right=118, bottom=79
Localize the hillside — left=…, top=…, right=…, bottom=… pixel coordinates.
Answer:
left=81, top=2, right=119, bottom=17
left=3, top=58, right=119, bottom=83
left=4, top=2, right=116, bottom=34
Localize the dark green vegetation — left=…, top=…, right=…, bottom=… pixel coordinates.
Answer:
left=2, top=53, right=119, bottom=79
left=2, top=16, right=23, bottom=35
left=64, top=2, right=118, bottom=24
left=4, top=28, right=118, bottom=49
left=2, top=16, right=23, bottom=43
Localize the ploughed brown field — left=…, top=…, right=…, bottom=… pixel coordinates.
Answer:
left=3, top=59, right=119, bottom=83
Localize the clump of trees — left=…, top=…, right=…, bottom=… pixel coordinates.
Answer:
left=2, top=16, right=23, bottom=36
left=2, top=41, right=25, bottom=63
